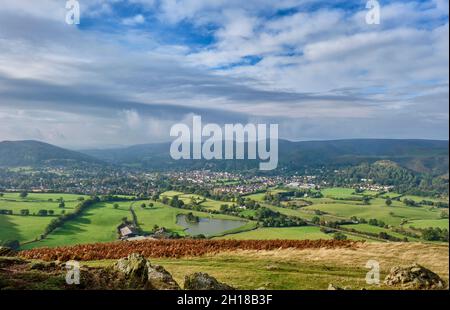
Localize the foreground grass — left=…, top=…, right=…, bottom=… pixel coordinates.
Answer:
left=84, top=242, right=449, bottom=290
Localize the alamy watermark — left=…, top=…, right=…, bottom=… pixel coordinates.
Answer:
left=66, top=0, right=80, bottom=25
left=65, top=260, right=80, bottom=285
left=169, top=116, right=279, bottom=171
left=365, top=259, right=380, bottom=285
left=366, top=0, right=381, bottom=25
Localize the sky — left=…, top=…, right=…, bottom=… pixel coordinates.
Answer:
left=0, top=0, right=448, bottom=148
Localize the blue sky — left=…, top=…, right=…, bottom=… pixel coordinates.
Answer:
left=0, top=0, right=448, bottom=147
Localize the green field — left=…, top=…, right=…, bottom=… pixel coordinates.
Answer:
left=321, top=187, right=360, bottom=199
left=407, top=219, right=449, bottom=230
left=301, top=198, right=443, bottom=226
left=0, top=193, right=89, bottom=244
left=244, top=189, right=288, bottom=202
left=16, top=197, right=254, bottom=249
left=0, top=215, right=54, bottom=243
left=22, top=201, right=133, bottom=249
left=134, top=201, right=254, bottom=236
left=161, top=191, right=227, bottom=211
left=1, top=189, right=448, bottom=249
left=216, top=226, right=333, bottom=240
left=342, top=223, right=420, bottom=241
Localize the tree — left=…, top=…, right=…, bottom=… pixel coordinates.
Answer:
left=333, top=232, right=347, bottom=241
left=20, top=209, right=30, bottom=216
left=141, top=203, right=146, bottom=209
left=311, top=216, right=320, bottom=225
left=58, top=201, right=65, bottom=208
left=113, top=203, right=119, bottom=209
left=385, top=198, right=392, bottom=206
left=48, top=210, right=54, bottom=215
left=0, top=240, right=20, bottom=250
left=37, top=209, right=48, bottom=216
left=0, top=193, right=4, bottom=197
left=19, top=191, right=28, bottom=199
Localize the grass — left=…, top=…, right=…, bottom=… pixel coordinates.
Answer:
left=135, top=202, right=256, bottom=236
left=407, top=219, right=449, bottom=230
left=216, top=226, right=333, bottom=240
left=22, top=201, right=133, bottom=249
left=342, top=224, right=421, bottom=241
left=0, top=215, right=54, bottom=243
left=402, top=195, right=449, bottom=204
left=83, top=242, right=449, bottom=290
left=21, top=200, right=254, bottom=249
left=301, top=198, right=443, bottom=226
left=0, top=193, right=88, bottom=244
left=243, top=188, right=288, bottom=202
left=161, top=191, right=227, bottom=211
left=0, top=192, right=87, bottom=202
left=321, top=187, right=360, bottom=199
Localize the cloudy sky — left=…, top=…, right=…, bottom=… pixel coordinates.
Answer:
left=0, top=0, right=448, bottom=148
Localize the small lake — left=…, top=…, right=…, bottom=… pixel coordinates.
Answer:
left=176, top=214, right=247, bottom=237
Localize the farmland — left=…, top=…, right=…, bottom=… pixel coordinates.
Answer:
left=0, top=193, right=88, bottom=244
left=0, top=187, right=448, bottom=250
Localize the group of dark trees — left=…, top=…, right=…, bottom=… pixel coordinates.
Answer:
left=256, top=208, right=307, bottom=227
left=420, top=227, right=449, bottom=242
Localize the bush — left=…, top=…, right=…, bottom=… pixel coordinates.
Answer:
left=0, top=240, right=20, bottom=250
left=333, top=232, right=347, bottom=241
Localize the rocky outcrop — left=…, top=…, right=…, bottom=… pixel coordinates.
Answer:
left=184, top=272, right=235, bottom=290
left=147, top=264, right=180, bottom=290
left=384, top=263, right=446, bottom=290
left=113, top=253, right=150, bottom=288
left=327, top=283, right=346, bottom=290
left=113, top=253, right=180, bottom=290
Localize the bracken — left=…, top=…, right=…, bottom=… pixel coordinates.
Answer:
left=19, top=239, right=360, bottom=261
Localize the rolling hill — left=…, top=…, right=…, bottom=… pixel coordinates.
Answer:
left=82, top=139, right=449, bottom=175
left=0, top=140, right=102, bottom=167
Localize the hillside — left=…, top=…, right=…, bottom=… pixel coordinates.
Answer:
left=0, top=140, right=102, bottom=167
left=82, top=139, right=449, bottom=175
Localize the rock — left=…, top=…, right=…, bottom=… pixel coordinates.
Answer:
left=113, top=253, right=150, bottom=288
left=147, top=263, right=180, bottom=290
left=328, top=283, right=346, bottom=290
left=184, top=272, right=235, bottom=290
left=0, top=246, right=16, bottom=257
left=384, top=263, right=446, bottom=290
left=113, top=253, right=180, bottom=290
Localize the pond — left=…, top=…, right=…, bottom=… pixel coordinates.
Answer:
left=176, top=214, right=247, bottom=237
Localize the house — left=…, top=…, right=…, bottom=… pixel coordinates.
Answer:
left=117, top=223, right=139, bottom=240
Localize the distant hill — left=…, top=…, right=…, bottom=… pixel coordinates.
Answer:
left=82, top=139, right=449, bottom=175
left=0, top=140, right=102, bottom=167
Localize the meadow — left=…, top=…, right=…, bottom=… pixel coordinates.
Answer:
left=1, top=188, right=448, bottom=250
left=9, top=196, right=254, bottom=249
left=0, top=193, right=88, bottom=244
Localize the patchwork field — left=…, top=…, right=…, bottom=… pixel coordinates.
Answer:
left=1, top=189, right=448, bottom=251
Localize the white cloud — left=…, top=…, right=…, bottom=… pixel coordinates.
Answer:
left=122, top=14, right=146, bottom=26
left=0, top=0, right=448, bottom=144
